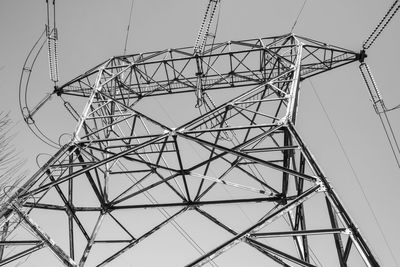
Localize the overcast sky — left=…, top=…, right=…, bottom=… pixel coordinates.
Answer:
left=0, top=0, right=399, bottom=266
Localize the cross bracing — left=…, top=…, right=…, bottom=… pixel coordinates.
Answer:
left=0, top=34, right=379, bottom=266
left=58, top=34, right=360, bottom=100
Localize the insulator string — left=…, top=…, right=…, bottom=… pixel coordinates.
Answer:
left=363, top=0, right=400, bottom=50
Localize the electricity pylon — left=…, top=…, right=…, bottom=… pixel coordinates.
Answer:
left=0, top=34, right=379, bottom=266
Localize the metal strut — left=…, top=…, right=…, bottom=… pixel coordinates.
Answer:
left=8, top=33, right=381, bottom=266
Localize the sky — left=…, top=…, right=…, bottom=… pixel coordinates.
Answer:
left=0, top=0, right=399, bottom=266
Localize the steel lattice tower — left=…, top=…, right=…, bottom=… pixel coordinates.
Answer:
left=0, top=34, right=379, bottom=266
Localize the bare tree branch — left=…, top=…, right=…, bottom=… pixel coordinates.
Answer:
left=0, top=112, right=27, bottom=206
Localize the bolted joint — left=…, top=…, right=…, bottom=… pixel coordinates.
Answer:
left=103, top=203, right=111, bottom=213
left=195, top=71, right=204, bottom=77
left=230, top=158, right=240, bottom=166
left=181, top=170, right=190, bottom=176
left=357, top=50, right=367, bottom=63
left=344, top=228, right=352, bottom=235
left=169, top=128, right=177, bottom=136
left=226, top=103, right=234, bottom=110
left=316, top=180, right=327, bottom=192
left=277, top=116, right=289, bottom=126
left=53, top=85, right=63, bottom=96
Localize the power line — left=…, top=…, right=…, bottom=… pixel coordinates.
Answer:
left=123, top=0, right=135, bottom=55
left=308, top=79, right=399, bottom=267
left=290, top=0, right=307, bottom=33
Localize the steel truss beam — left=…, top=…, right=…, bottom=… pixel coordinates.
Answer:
left=0, top=34, right=379, bottom=266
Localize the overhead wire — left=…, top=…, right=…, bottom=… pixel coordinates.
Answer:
left=18, top=0, right=63, bottom=148
left=123, top=0, right=135, bottom=55
left=290, top=0, right=307, bottom=33
left=13, top=0, right=399, bottom=265
left=308, top=79, right=399, bottom=267
left=18, top=28, right=60, bottom=148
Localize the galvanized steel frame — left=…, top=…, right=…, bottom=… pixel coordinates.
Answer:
left=0, top=34, right=379, bottom=266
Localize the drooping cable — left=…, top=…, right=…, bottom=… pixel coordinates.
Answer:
left=290, top=0, right=307, bottom=33
left=309, top=79, right=399, bottom=267
left=363, top=0, right=400, bottom=50
left=123, top=0, right=135, bottom=55
left=18, top=28, right=60, bottom=148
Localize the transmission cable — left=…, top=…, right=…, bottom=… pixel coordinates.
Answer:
left=309, top=79, right=399, bottom=267
left=123, top=0, right=135, bottom=55
left=290, top=0, right=307, bottom=33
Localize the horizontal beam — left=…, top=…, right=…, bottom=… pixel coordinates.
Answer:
left=0, top=243, right=45, bottom=266
left=186, top=185, right=320, bottom=267
left=251, top=228, right=347, bottom=238
left=0, top=241, right=42, bottom=245
left=58, top=34, right=359, bottom=100
left=111, top=197, right=281, bottom=210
